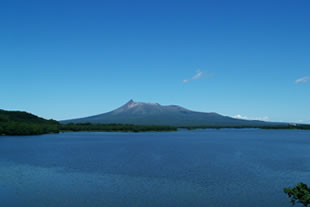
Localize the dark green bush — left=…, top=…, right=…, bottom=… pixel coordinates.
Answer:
left=284, top=183, right=310, bottom=207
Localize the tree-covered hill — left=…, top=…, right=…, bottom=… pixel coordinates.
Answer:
left=0, top=109, right=59, bottom=136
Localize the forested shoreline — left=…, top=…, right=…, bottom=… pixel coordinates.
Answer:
left=60, top=123, right=177, bottom=132
left=1, top=109, right=310, bottom=136
left=0, top=110, right=177, bottom=135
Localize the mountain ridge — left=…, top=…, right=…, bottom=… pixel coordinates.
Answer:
left=62, top=100, right=282, bottom=127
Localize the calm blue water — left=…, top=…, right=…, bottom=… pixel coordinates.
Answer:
left=0, top=129, right=309, bottom=207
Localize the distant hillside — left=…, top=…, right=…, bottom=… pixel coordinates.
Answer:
left=62, top=100, right=284, bottom=127
left=0, top=109, right=59, bottom=135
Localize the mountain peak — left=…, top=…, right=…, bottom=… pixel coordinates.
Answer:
left=126, top=99, right=135, bottom=105
left=125, top=99, right=140, bottom=109
left=124, top=100, right=160, bottom=107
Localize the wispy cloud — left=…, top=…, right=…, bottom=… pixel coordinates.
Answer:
left=233, top=114, right=269, bottom=121
left=183, top=70, right=203, bottom=83
left=296, top=76, right=310, bottom=84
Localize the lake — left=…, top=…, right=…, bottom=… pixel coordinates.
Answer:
left=0, top=129, right=309, bottom=207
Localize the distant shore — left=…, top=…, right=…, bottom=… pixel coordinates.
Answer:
left=2, top=109, right=310, bottom=136
left=182, top=125, right=310, bottom=130
left=59, top=123, right=310, bottom=133
left=59, top=123, right=177, bottom=133
left=1, top=106, right=310, bottom=136
left=2, top=123, right=310, bottom=136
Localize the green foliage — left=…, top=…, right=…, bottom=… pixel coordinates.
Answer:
left=60, top=123, right=177, bottom=132
left=0, top=109, right=59, bottom=136
left=284, top=183, right=310, bottom=207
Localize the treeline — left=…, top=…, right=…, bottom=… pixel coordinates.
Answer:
left=182, top=124, right=310, bottom=130
left=261, top=124, right=310, bottom=130
left=0, top=122, right=59, bottom=136
left=60, top=123, right=177, bottom=132
left=0, top=110, right=59, bottom=136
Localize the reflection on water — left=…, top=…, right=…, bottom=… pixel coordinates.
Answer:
left=0, top=130, right=310, bottom=207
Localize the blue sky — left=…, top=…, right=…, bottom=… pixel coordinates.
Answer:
left=1, top=0, right=309, bottom=123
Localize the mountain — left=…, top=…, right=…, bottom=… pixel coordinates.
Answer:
left=0, top=109, right=59, bottom=135
left=62, top=100, right=280, bottom=127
